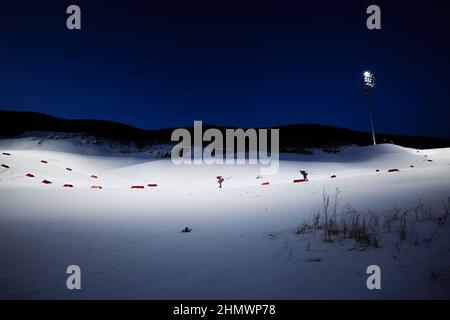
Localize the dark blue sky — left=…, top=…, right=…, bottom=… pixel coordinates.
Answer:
left=1, top=1, right=449, bottom=138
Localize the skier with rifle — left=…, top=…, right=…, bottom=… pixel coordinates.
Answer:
left=217, top=176, right=225, bottom=189
left=216, top=176, right=232, bottom=189
left=300, top=170, right=309, bottom=181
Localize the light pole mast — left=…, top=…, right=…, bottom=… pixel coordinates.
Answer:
left=363, top=71, right=376, bottom=145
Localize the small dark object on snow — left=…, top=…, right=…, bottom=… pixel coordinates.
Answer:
left=42, top=179, right=52, bottom=184
left=2, top=152, right=11, bottom=156
left=182, top=227, right=192, bottom=233
left=26, top=173, right=35, bottom=177
left=427, top=160, right=433, bottom=163
left=376, top=169, right=380, bottom=172
left=66, top=167, right=72, bottom=171
left=1, top=164, right=9, bottom=168
left=410, top=165, right=414, bottom=168
left=330, top=175, right=337, bottom=178
left=41, top=160, right=48, bottom=164
left=91, top=175, right=98, bottom=179
left=63, top=184, right=74, bottom=188
left=388, top=169, right=400, bottom=173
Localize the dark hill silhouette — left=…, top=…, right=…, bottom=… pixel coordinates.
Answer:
left=1, top=110, right=449, bottom=150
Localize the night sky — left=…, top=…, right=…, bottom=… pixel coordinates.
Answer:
left=0, top=1, right=449, bottom=138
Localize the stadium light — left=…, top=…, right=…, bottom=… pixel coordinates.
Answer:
left=364, top=71, right=375, bottom=89
left=363, top=71, right=376, bottom=145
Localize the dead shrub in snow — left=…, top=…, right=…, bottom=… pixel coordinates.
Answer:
left=437, top=197, right=450, bottom=226
left=295, top=190, right=381, bottom=248
left=342, top=211, right=380, bottom=248
left=320, top=188, right=342, bottom=242
left=311, top=208, right=321, bottom=232
left=322, top=190, right=331, bottom=243
left=295, top=221, right=312, bottom=235
left=384, top=207, right=401, bottom=231
left=295, top=191, right=450, bottom=249
left=331, top=188, right=341, bottom=236
left=367, top=211, right=381, bottom=247
left=398, top=212, right=408, bottom=241
left=413, top=199, right=433, bottom=222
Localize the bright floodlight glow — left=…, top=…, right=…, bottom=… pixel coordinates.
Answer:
left=363, top=71, right=375, bottom=88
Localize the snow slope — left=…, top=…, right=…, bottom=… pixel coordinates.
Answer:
left=1, top=136, right=450, bottom=299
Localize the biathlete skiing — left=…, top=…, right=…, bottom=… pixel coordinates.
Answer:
left=216, top=176, right=231, bottom=189
left=299, top=170, right=309, bottom=181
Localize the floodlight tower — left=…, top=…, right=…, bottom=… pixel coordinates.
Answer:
left=363, top=71, right=376, bottom=145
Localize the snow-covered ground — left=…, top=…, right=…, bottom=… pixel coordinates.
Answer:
left=1, top=135, right=450, bottom=299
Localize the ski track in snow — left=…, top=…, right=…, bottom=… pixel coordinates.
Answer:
left=1, top=136, right=450, bottom=299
